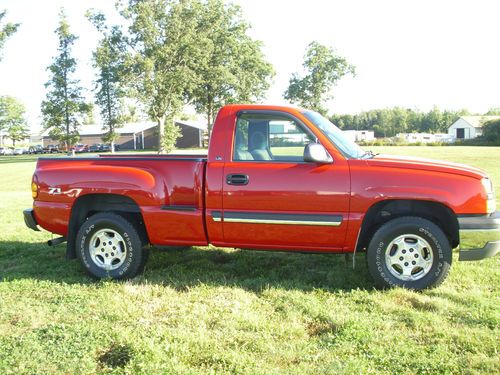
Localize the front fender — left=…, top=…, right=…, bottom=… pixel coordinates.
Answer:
left=349, top=162, right=486, bottom=214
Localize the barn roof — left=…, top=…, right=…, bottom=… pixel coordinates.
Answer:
left=41, top=120, right=207, bottom=137
left=456, top=116, right=500, bottom=128
left=175, top=119, right=207, bottom=130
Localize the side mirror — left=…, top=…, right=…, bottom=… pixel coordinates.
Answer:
left=303, top=143, right=333, bottom=163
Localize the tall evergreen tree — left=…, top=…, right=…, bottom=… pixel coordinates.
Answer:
left=87, top=11, right=127, bottom=153
left=41, top=9, right=89, bottom=152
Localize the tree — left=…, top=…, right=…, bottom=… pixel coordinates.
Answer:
left=189, top=0, right=273, bottom=135
left=372, top=110, right=391, bottom=138
left=329, top=107, right=468, bottom=137
left=0, top=10, right=19, bottom=60
left=485, top=108, right=500, bottom=115
left=87, top=10, right=127, bottom=152
left=119, top=0, right=209, bottom=153
left=284, top=41, right=355, bottom=115
left=123, top=102, right=141, bottom=123
left=41, top=9, right=89, bottom=152
left=0, top=96, right=29, bottom=146
left=482, top=119, right=500, bottom=143
left=82, top=103, right=96, bottom=125
left=8, top=118, right=29, bottom=146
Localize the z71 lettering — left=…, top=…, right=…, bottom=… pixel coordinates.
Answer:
left=48, top=187, right=62, bottom=195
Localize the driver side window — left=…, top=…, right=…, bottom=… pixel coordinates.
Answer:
left=233, top=113, right=314, bottom=162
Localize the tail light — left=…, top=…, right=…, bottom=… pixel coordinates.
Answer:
left=31, top=175, right=39, bottom=199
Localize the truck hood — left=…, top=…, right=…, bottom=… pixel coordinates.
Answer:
left=365, top=154, right=487, bottom=179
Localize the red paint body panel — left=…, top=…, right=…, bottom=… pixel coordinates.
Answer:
left=141, top=208, right=207, bottom=245
left=221, top=162, right=349, bottom=249
left=34, top=157, right=207, bottom=245
left=31, top=104, right=492, bottom=253
left=33, top=200, right=71, bottom=236
left=222, top=160, right=350, bottom=251
left=349, top=158, right=487, bottom=215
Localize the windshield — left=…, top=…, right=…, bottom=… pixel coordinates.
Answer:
left=302, top=110, right=366, bottom=159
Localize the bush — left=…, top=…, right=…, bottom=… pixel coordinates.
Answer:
left=482, top=119, right=500, bottom=144
left=453, top=120, right=500, bottom=146
left=358, top=139, right=448, bottom=147
left=359, top=138, right=394, bottom=146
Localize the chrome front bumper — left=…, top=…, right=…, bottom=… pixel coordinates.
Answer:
left=458, top=211, right=500, bottom=261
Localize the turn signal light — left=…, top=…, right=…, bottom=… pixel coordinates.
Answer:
left=31, top=177, right=39, bottom=199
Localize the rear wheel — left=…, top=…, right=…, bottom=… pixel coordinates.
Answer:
left=76, top=212, right=147, bottom=279
left=366, top=216, right=452, bottom=290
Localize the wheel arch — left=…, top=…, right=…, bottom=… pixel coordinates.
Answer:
left=356, top=199, right=459, bottom=252
left=66, top=193, right=149, bottom=259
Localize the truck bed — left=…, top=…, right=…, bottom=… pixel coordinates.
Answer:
left=34, top=155, right=209, bottom=246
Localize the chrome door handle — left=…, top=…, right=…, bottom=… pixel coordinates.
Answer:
left=226, top=174, right=249, bottom=185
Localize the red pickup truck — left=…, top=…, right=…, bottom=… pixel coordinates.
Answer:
left=24, top=104, right=499, bottom=290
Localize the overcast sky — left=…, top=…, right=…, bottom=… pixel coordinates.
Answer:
left=0, top=0, right=499, bottom=131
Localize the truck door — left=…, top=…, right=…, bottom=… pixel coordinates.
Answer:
left=219, top=110, right=350, bottom=251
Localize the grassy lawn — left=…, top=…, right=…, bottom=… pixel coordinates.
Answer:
left=0, top=146, right=499, bottom=374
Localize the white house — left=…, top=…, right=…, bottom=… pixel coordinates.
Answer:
left=343, top=130, right=375, bottom=143
left=433, top=133, right=456, bottom=143
left=396, top=133, right=455, bottom=144
left=448, top=116, right=500, bottom=140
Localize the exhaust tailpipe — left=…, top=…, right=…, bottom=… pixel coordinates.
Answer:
left=47, top=237, right=67, bottom=246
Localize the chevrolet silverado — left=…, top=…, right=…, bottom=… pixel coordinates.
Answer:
left=24, top=104, right=499, bottom=289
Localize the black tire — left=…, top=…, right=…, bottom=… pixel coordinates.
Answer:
left=366, top=216, right=452, bottom=290
left=75, top=212, right=148, bottom=279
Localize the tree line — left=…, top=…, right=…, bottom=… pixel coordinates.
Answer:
left=330, top=107, right=500, bottom=138
left=2, top=3, right=499, bottom=150
left=2, top=1, right=359, bottom=152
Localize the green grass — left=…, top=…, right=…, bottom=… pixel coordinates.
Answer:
left=0, top=147, right=499, bottom=374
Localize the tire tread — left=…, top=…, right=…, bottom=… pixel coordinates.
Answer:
left=75, top=212, right=148, bottom=279
left=367, top=216, right=452, bottom=290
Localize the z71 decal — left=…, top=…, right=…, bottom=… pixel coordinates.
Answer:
left=48, top=187, right=62, bottom=195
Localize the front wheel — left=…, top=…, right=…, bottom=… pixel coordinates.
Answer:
left=366, top=216, right=452, bottom=290
left=76, top=212, right=148, bottom=279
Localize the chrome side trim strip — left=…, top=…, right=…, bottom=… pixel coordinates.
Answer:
left=210, top=211, right=343, bottom=226
left=211, top=211, right=222, bottom=222
left=223, top=217, right=341, bottom=226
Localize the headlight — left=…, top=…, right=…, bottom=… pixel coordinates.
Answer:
left=481, top=177, right=495, bottom=213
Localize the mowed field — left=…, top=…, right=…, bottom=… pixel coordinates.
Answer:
left=0, top=146, right=499, bottom=374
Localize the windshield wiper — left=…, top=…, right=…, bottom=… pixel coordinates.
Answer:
left=361, top=150, right=378, bottom=159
